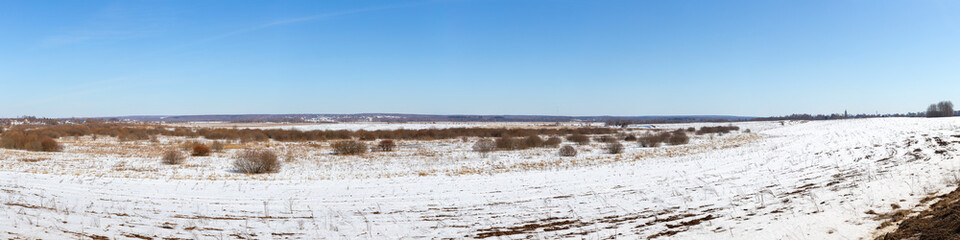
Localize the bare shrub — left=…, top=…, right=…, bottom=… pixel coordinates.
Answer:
left=192, top=143, right=211, bottom=156
left=0, top=131, right=61, bottom=152
left=473, top=139, right=495, bottom=157
left=623, top=135, right=637, bottom=141
left=606, top=142, right=624, bottom=154
left=566, top=134, right=590, bottom=145
left=161, top=150, right=186, bottom=165
left=638, top=133, right=667, bottom=148
left=558, top=145, right=577, bottom=157
left=522, top=135, right=544, bottom=149
left=377, top=139, right=397, bottom=152
left=211, top=141, right=225, bottom=152
left=180, top=140, right=199, bottom=151
left=667, top=130, right=689, bottom=145
left=332, top=140, right=367, bottom=155
left=696, top=126, right=740, bottom=135
left=40, top=137, right=61, bottom=152
left=117, top=131, right=150, bottom=142
left=495, top=137, right=518, bottom=150
left=638, top=138, right=657, bottom=148
left=544, top=136, right=562, bottom=147
left=233, top=149, right=281, bottom=174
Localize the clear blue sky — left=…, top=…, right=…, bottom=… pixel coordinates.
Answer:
left=2, top=1, right=959, bottom=118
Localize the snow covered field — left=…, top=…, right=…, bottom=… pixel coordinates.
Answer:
left=1, top=118, right=959, bottom=239
left=172, top=121, right=602, bottom=131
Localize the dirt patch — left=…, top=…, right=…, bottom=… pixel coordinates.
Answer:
left=473, top=217, right=587, bottom=238
left=878, top=186, right=960, bottom=239
left=123, top=232, right=154, bottom=239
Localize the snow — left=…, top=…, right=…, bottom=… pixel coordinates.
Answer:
left=1, top=117, right=959, bottom=239
left=173, top=121, right=603, bottom=131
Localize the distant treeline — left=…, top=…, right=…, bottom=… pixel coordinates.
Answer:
left=753, top=112, right=924, bottom=121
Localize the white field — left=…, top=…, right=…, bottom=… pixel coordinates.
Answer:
left=171, top=121, right=604, bottom=131
left=0, top=118, right=959, bottom=239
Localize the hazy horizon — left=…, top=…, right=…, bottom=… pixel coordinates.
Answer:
left=3, top=1, right=960, bottom=118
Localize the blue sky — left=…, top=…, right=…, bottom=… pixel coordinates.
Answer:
left=2, top=1, right=960, bottom=118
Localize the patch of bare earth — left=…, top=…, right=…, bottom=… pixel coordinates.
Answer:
left=878, top=186, right=960, bottom=239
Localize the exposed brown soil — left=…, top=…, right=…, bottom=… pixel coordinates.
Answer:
left=878, top=186, right=960, bottom=240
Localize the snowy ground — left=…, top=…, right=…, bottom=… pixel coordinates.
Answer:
left=1, top=118, right=959, bottom=239
left=171, top=121, right=603, bottom=131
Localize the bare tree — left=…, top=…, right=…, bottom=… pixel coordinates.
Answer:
left=927, top=101, right=955, bottom=117
left=939, top=101, right=954, bottom=117
left=927, top=104, right=940, bottom=117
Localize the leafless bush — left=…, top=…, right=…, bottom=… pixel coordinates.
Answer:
left=233, top=149, right=281, bottom=174
left=40, top=138, right=62, bottom=152
left=637, top=133, right=667, bottom=148
left=162, top=150, right=185, bottom=165
left=192, top=143, right=211, bottom=156
left=473, top=139, right=495, bottom=157
left=544, top=136, right=562, bottom=147
left=211, top=141, right=225, bottom=152
left=696, top=126, right=740, bottom=135
left=332, top=140, right=367, bottom=155
left=180, top=140, right=199, bottom=151
left=623, top=135, right=637, bottom=141
left=559, top=145, right=577, bottom=157
left=667, top=130, right=689, bottom=145
left=495, top=137, right=519, bottom=150
left=606, top=142, right=624, bottom=154
left=0, top=131, right=61, bottom=152
left=522, top=135, right=543, bottom=148
left=377, top=139, right=396, bottom=152
left=566, top=134, right=590, bottom=145
left=117, top=131, right=151, bottom=142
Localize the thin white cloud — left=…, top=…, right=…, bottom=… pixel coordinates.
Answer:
left=34, top=1, right=177, bottom=49
left=155, top=1, right=433, bottom=54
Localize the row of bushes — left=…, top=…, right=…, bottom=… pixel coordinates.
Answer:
left=163, top=149, right=281, bottom=174
left=638, top=130, right=689, bottom=147
left=695, top=126, right=740, bottom=135
left=7, top=123, right=616, bottom=143
left=0, top=131, right=61, bottom=152
left=495, top=136, right=562, bottom=150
